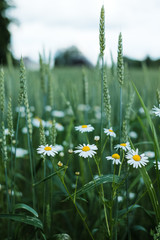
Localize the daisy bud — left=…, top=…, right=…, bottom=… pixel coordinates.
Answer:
left=12, top=139, right=16, bottom=144
left=68, top=149, right=73, bottom=154
left=94, top=136, right=100, bottom=141
left=57, top=161, right=63, bottom=167
left=59, top=152, right=64, bottom=157
left=75, top=171, right=80, bottom=176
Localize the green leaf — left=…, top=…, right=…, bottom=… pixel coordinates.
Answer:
left=140, top=167, right=160, bottom=223
left=0, top=214, right=43, bottom=229
left=132, top=225, right=147, bottom=233
left=64, top=174, right=121, bottom=201
left=14, top=203, right=39, bottom=217
left=118, top=204, right=154, bottom=218
left=40, top=231, right=47, bottom=240
left=33, top=166, right=67, bottom=187
left=118, top=204, right=140, bottom=217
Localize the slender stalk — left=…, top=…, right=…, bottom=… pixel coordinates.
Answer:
left=73, top=176, right=79, bottom=204
left=110, top=164, right=116, bottom=239
left=4, top=162, right=10, bottom=212
left=94, top=157, right=111, bottom=238
left=101, top=136, right=108, bottom=154
left=13, top=110, right=21, bottom=211
left=10, top=138, right=14, bottom=210
left=25, top=108, right=36, bottom=210
left=52, top=163, right=95, bottom=240
left=101, top=57, right=104, bottom=149
left=43, top=158, right=47, bottom=224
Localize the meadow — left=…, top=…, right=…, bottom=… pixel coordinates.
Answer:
left=1, top=5, right=160, bottom=240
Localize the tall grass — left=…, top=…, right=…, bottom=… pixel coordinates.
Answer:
left=1, top=5, right=160, bottom=240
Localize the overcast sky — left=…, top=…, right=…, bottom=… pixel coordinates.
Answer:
left=9, top=0, right=160, bottom=65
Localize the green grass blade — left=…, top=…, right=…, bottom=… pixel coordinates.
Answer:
left=33, top=166, right=67, bottom=187
left=14, top=203, right=39, bottom=217
left=64, top=174, right=121, bottom=201
left=0, top=214, right=43, bottom=229
left=140, top=167, right=160, bottom=223
left=132, top=225, right=147, bottom=233
left=132, top=81, right=160, bottom=156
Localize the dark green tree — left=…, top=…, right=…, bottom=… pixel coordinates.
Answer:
left=0, top=0, right=13, bottom=64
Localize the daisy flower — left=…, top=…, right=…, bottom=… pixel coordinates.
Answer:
left=129, top=131, right=138, bottom=139
left=104, top=127, right=116, bottom=138
left=55, top=144, right=64, bottom=152
left=74, top=144, right=98, bottom=158
left=77, top=104, right=90, bottom=111
left=45, top=105, right=52, bottom=112
left=22, top=127, right=27, bottom=134
left=52, top=110, right=65, bottom=118
left=12, top=147, right=28, bottom=158
left=55, top=123, right=64, bottom=132
left=153, top=161, right=160, bottom=170
left=114, top=142, right=131, bottom=152
left=126, top=148, right=149, bottom=168
left=37, top=144, right=58, bottom=157
left=106, top=153, right=121, bottom=165
left=32, top=117, right=45, bottom=127
left=152, top=105, right=160, bottom=117
left=144, top=151, right=155, bottom=159
left=75, top=124, right=94, bottom=133
left=45, top=120, right=52, bottom=128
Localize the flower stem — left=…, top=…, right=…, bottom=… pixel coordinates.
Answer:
left=94, top=157, right=111, bottom=238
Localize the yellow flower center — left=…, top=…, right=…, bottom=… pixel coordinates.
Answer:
left=112, top=153, right=120, bottom=159
left=82, top=146, right=90, bottom=152
left=82, top=125, right=87, bottom=128
left=109, top=129, right=113, bottom=132
left=120, top=143, right=126, bottom=147
left=132, top=155, right=141, bottom=161
left=44, top=146, right=52, bottom=151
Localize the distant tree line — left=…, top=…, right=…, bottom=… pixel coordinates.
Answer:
left=54, top=46, right=93, bottom=68
left=0, top=0, right=14, bottom=64
left=124, top=56, right=160, bottom=68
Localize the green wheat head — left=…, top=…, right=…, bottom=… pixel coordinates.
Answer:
left=39, top=122, right=46, bottom=146
left=103, top=70, right=111, bottom=125
left=99, top=5, right=105, bottom=57
left=7, top=97, right=14, bottom=139
left=117, top=33, right=124, bottom=86
left=18, top=57, right=27, bottom=105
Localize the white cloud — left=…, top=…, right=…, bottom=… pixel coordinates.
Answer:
left=9, top=0, right=160, bottom=64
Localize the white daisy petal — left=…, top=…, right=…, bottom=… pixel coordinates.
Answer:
left=126, top=148, right=149, bottom=168
left=152, top=105, right=160, bottom=117
left=75, top=124, right=94, bottom=133
left=114, top=142, right=131, bottom=152
left=37, top=144, right=58, bottom=157
left=104, top=127, right=116, bottom=138
left=106, top=153, right=121, bottom=165
left=154, top=161, right=160, bottom=170
left=74, top=144, right=97, bottom=158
